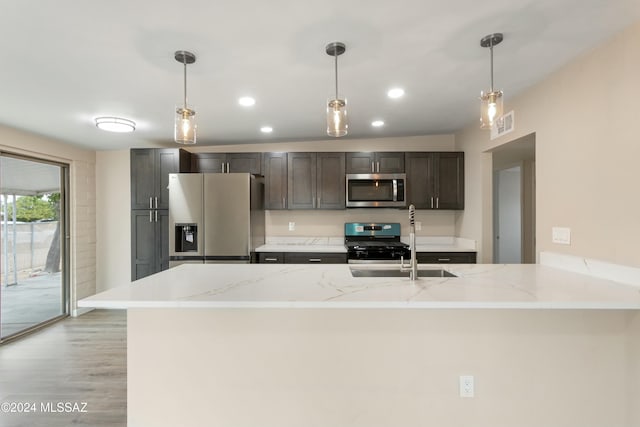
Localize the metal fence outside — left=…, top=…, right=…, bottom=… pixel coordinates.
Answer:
left=1, top=221, right=58, bottom=285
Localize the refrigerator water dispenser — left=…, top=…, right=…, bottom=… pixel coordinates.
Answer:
left=175, top=223, right=198, bottom=252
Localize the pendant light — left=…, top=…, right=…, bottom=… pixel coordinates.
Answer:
left=174, top=50, right=197, bottom=144
left=479, top=33, right=504, bottom=129
left=326, top=42, right=348, bottom=137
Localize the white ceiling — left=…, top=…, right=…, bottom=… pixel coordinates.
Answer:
left=1, top=0, right=639, bottom=151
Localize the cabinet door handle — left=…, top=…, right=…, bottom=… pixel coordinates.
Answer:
left=227, top=162, right=230, bottom=173
left=282, top=197, right=285, bottom=208
left=155, top=210, right=158, bottom=222
left=436, top=197, right=439, bottom=209
left=149, top=197, right=153, bottom=209
left=308, top=258, right=322, bottom=262
left=264, top=257, right=278, bottom=262
left=154, top=197, right=158, bottom=209
left=149, top=211, right=153, bottom=223
left=221, top=163, right=225, bottom=173
left=377, top=161, right=380, bottom=173
left=437, top=258, right=451, bottom=262
left=430, top=197, right=434, bottom=209
left=371, top=161, right=375, bottom=173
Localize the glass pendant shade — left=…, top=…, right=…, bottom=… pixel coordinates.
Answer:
left=480, top=90, right=503, bottom=129
left=327, top=98, right=348, bottom=137
left=175, top=107, right=197, bottom=144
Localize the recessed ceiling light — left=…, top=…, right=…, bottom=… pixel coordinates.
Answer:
left=238, top=97, right=256, bottom=107
left=371, top=120, right=385, bottom=127
left=387, top=88, right=405, bottom=99
left=260, top=126, right=273, bottom=133
left=95, top=117, right=136, bottom=133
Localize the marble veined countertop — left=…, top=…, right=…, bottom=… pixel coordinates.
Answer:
left=254, top=236, right=476, bottom=253
left=79, top=263, right=640, bottom=310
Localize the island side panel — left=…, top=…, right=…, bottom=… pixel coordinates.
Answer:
left=127, top=308, right=629, bottom=427
left=630, top=311, right=640, bottom=425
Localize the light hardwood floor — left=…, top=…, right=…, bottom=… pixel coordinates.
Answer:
left=0, top=309, right=126, bottom=427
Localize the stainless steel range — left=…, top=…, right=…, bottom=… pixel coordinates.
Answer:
left=344, top=222, right=409, bottom=264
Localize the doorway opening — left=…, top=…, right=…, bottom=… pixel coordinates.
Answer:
left=492, top=133, right=536, bottom=264
left=0, top=153, right=70, bottom=342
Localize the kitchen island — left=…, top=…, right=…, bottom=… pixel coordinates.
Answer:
left=80, top=261, right=640, bottom=427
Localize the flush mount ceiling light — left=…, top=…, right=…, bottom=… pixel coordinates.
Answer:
left=371, top=120, right=385, bottom=127
left=174, top=50, right=197, bottom=144
left=326, top=41, right=348, bottom=138
left=95, top=117, right=136, bottom=133
left=260, top=126, right=273, bottom=133
left=238, top=97, right=256, bottom=107
left=387, top=88, right=405, bottom=99
left=479, top=33, right=504, bottom=130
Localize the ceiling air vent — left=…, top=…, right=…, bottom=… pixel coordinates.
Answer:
left=491, top=110, right=514, bottom=140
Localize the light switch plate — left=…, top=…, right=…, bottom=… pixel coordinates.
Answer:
left=288, top=222, right=295, bottom=231
left=415, top=221, right=422, bottom=231
left=552, top=227, right=571, bottom=245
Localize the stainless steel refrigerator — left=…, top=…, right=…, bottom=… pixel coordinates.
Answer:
left=168, top=173, right=264, bottom=266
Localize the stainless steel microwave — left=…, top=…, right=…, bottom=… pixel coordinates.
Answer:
left=345, top=173, right=407, bottom=208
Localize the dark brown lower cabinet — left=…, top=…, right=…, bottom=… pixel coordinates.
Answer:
left=416, top=252, right=476, bottom=264
left=256, top=253, right=285, bottom=263
left=256, top=252, right=347, bottom=264
left=131, top=210, right=170, bottom=280
left=284, top=252, right=347, bottom=264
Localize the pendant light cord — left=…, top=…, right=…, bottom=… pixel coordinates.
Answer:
left=334, top=49, right=339, bottom=100
left=489, top=40, right=494, bottom=92
left=183, top=58, right=188, bottom=109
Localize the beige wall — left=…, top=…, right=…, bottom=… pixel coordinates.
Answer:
left=96, top=150, right=131, bottom=292
left=0, top=125, right=96, bottom=314
left=455, top=21, right=640, bottom=267
left=187, top=134, right=454, bottom=153
left=267, top=209, right=455, bottom=237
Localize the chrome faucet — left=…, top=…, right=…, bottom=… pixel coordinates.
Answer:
left=401, top=204, right=418, bottom=280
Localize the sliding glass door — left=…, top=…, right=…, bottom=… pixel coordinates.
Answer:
left=0, top=153, right=69, bottom=342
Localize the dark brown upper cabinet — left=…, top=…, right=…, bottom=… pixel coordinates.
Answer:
left=346, top=152, right=405, bottom=174
left=190, top=152, right=262, bottom=175
left=263, top=152, right=288, bottom=210
left=405, top=152, right=464, bottom=210
left=287, top=152, right=346, bottom=210
left=316, top=152, right=346, bottom=209
left=130, top=148, right=190, bottom=210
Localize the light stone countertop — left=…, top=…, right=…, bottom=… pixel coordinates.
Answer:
left=79, top=263, right=640, bottom=310
left=255, top=244, right=347, bottom=253
left=254, top=236, right=476, bottom=253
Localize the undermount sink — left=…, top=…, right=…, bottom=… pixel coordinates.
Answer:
left=350, top=267, right=457, bottom=278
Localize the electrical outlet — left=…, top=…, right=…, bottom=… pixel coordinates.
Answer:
left=415, top=221, right=422, bottom=231
left=459, top=375, right=474, bottom=398
left=288, top=222, right=295, bottom=231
